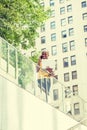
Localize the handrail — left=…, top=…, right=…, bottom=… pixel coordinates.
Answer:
left=0, top=36, right=87, bottom=127
left=68, top=118, right=87, bottom=130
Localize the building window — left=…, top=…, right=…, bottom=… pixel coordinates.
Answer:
left=64, top=73, right=69, bottom=82
left=53, top=89, right=58, bottom=100
left=53, top=76, right=58, bottom=84
left=81, top=1, right=87, bottom=8
left=74, top=103, right=80, bottom=115
left=65, top=86, right=71, bottom=98
left=50, top=10, right=55, bottom=17
left=55, top=59, right=57, bottom=70
left=51, top=45, right=57, bottom=56
left=61, top=30, right=67, bottom=38
left=67, top=5, right=72, bottom=12
left=31, top=51, right=35, bottom=56
left=60, top=7, right=65, bottom=15
left=69, top=28, right=74, bottom=36
left=50, top=0, right=55, bottom=6
left=82, top=13, right=87, bottom=20
left=68, top=16, right=73, bottom=24
left=84, top=25, right=87, bottom=32
left=41, top=48, right=46, bottom=52
left=41, top=36, right=46, bottom=44
left=50, top=21, right=56, bottom=29
left=85, top=38, right=87, bottom=46
left=72, top=71, right=77, bottom=79
left=69, top=40, right=75, bottom=50
left=59, top=0, right=64, bottom=3
left=40, top=23, right=45, bottom=32
left=40, top=2, right=45, bottom=7
left=62, top=42, right=68, bottom=52
left=51, top=33, right=56, bottom=41
left=71, top=55, right=76, bottom=65
left=63, top=57, right=69, bottom=67
left=61, top=18, right=66, bottom=26
left=66, top=104, right=72, bottom=115
left=72, top=85, right=78, bottom=96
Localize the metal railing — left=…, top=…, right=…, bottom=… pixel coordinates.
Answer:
left=0, top=36, right=87, bottom=127
left=68, top=118, right=87, bottom=130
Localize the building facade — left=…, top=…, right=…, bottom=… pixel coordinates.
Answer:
left=26, top=0, right=87, bottom=123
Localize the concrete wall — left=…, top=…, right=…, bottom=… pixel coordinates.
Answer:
left=0, top=74, right=86, bottom=130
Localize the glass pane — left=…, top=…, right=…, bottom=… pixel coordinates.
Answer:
left=1, top=40, right=8, bottom=61
left=0, top=39, right=8, bottom=71
left=18, top=52, right=35, bottom=91
left=9, top=46, right=16, bottom=67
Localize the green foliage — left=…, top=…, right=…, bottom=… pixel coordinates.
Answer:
left=1, top=40, right=16, bottom=67
left=30, top=51, right=41, bottom=63
left=0, top=0, right=50, bottom=49
left=9, top=47, right=16, bottom=67
left=1, top=40, right=35, bottom=88
left=18, top=52, right=34, bottom=88
left=1, top=41, right=8, bottom=60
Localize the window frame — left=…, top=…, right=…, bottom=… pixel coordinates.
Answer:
left=67, top=4, right=72, bottom=12
left=71, top=55, right=76, bottom=65
left=59, top=0, right=64, bottom=3
left=84, top=25, right=87, bottom=32
left=81, top=1, right=86, bottom=8
left=40, top=2, right=45, bottom=7
left=53, top=89, right=58, bottom=100
left=65, top=86, right=71, bottom=98
left=50, top=10, right=55, bottom=17
left=74, top=103, right=80, bottom=115
left=72, top=71, right=77, bottom=79
left=50, top=0, right=55, bottom=6
left=55, top=59, right=57, bottom=70
left=41, top=36, right=46, bottom=44
left=63, top=57, right=69, bottom=67
left=40, top=23, right=45, bottom=32
left=64, top=72, right=69, bottom=82
left=50, top=21, right=56, bottom=29
left=31, top=51, right=35, bottom=57
left=69, top=28, right=74, bottom=36
left=69, top=40, right=75, bottom=51
left=72, top=85, right=78, bottom=96
left=41, top=48, right=46, bottom=52
left=51, top=33, right=56, bottom=41
left=61, top=30, right=67, bottom=38
left=82, top=13, right=87, bottom=20
left=68, top=16, right=73, bottom=24
left=61, top=18, right=66, bottom=26
left=51, top=45, right=57, bottom=56
left=62, top=42, right=68, bottom=52
left=85, top=38, right=87, bottom=46
left=60, top=7, right=65, bottom=15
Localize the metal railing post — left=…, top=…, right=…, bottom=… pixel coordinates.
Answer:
left=46, top=78, right=48, bottom=103
left=15, top=50, right=18, bottom=80
left=7, top=43, right=9, bottom=73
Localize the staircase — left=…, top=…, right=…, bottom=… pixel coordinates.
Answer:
left=0, top=36, right=87, bottom=130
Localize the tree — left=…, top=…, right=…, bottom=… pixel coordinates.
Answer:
left=0, top=0, right=50, bottom=49
left=18, top=52, right=35, bottom=88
